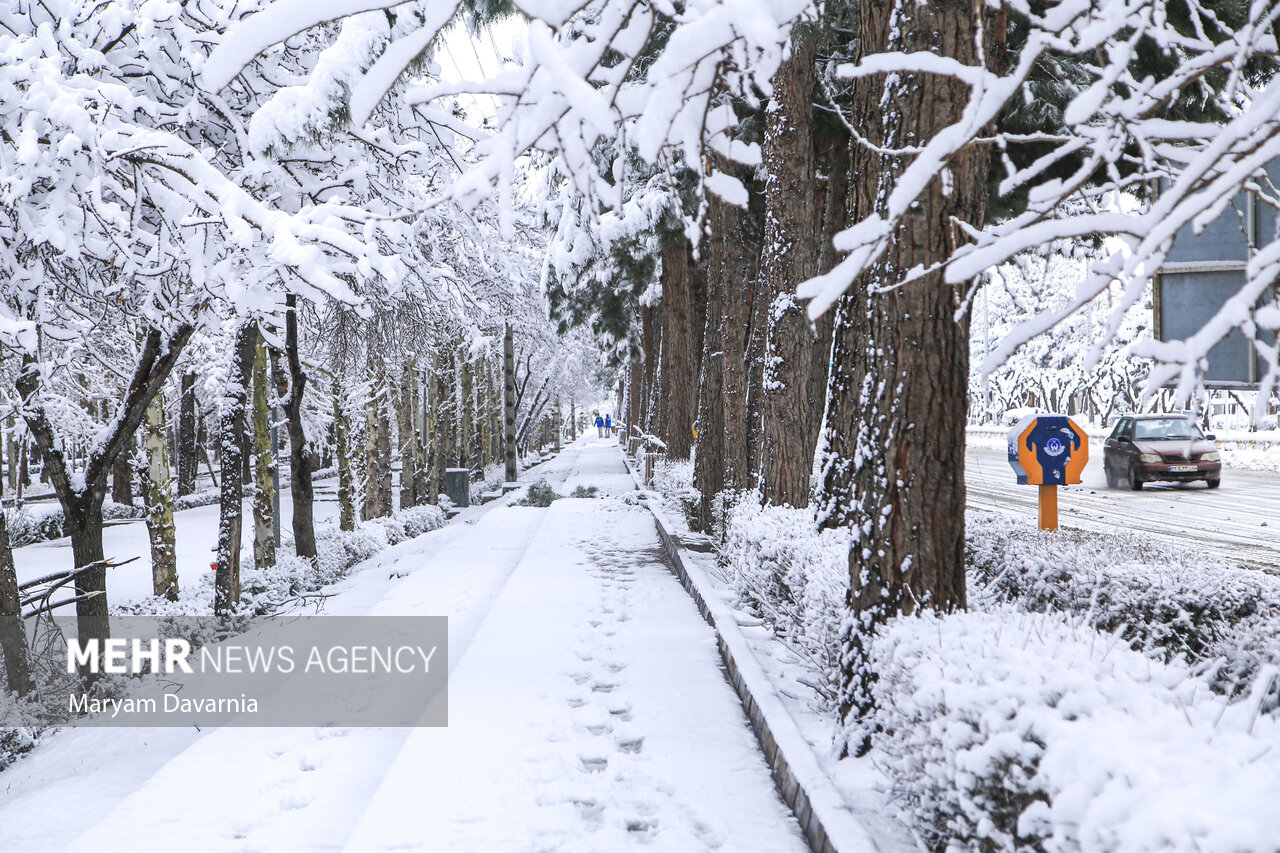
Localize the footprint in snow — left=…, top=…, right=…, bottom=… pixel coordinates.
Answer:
left=580, top=756, right=608, bottom=773
left=616, top=737, right=644, bottom=754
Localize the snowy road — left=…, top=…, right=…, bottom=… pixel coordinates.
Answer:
left=966, top=446, right=1280, bottom=572
left=0, top=438, right=809, bottom=853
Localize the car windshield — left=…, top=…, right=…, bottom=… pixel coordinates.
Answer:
left=1133, top=419, right=1203, bottom=441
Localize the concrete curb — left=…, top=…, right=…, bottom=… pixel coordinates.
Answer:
left=622, top=456, right=879, bottom=853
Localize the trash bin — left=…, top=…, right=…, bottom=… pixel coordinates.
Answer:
left=445, top=468, right=471, bottom=508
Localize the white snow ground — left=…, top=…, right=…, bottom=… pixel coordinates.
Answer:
left=0, top=436, right=810, bottom=853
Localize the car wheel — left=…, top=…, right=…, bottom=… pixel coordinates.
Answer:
left=1104, top=465, right=1118, bottom=489
left=1206, top=477, right=1221, bottom=489
left=1127, top=464, right=1144, bottom=490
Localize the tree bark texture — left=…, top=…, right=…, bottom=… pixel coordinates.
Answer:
left=657, top=232, right=703, bottom=459
left=215, top=322, right=257, bottom=616
left=111, top=455, right=133, bottom=506
left=4, top=416, right=17, bottom=493
left=717, top=190, right=764, bottom=494
left=398, top=361, right=420, bottom=509
left=460, top=355, right=475, bottom=470
left=818, top=0, right=996, bottom=748
left=694, top=184, right=735, bottom=531
left=334, top=375, right=357, bottom=531
left=272, top=295, right=316, bottom=562
left=0, top=472, right=32, bottom=697
left=435, top=350, right=456, bottom=488
left=363, top=361, right=394, bottom=520
left=251, top=332, right=276, bottom=571
left=759, top=27, right=821, bottom=509
left=142, top=395, right=178, bottom=601
left=177, top=372, right=198, bottom=497
left=419, top=361, right=436, bottom=504
left=503, top=324, right=519, bottom=483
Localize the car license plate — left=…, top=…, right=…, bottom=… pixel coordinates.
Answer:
left=1169, top=465, right=1197, bottom=472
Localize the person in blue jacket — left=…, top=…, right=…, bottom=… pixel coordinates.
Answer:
left=604, top=413, right=612, bottom=437
left=595, top=413, right=605, bottom=438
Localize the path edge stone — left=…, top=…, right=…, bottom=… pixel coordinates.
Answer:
left=621, top=458, right=880, bottom=853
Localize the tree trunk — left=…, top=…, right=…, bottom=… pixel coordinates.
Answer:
left=15, top=326, right=192, bottom=647
left=0, top=473, right=32, bottom=697
left=272, top=295, right=316, bottom=562
left=695, top=183, right=732, bottom=531
left=4, top=416, right=17, bottom=493
left=460, top=354, right=475, bottom=471
left=419, top=360, right=436, bottom=504
left=503, top=324, right=518, bottom=483
left=334, top=375, right=357, bottom=531
left=435, top=350, right=455, bottom=489
left=362, top=361, right=394, bottom=521
left=743, top=241, right=770, bottom=481
left=657, top=231, right=703, bottom=459
left=142, top=395, right=178, bottom=601
left=215, top=322, right=257, bottom=616
left=640, top=304, right=659, bottom=434
left=111, top=455, right=134, bottom=506
left=804, top=131, right=848, bottom=468
left=717, top=190, right=764, bottom=494
left=818, top=0, right=996, bottom=752
left=251, top=331, right=276, bottom=571
left=759, top=26, right=821, bottom=508
left=177, top=372, right=198, bottom=496
left=399, top=361, right=420, bottom=510
left=65, top=490, right=109, bottom=645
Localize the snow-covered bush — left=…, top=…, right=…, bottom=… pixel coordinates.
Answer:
left=3, top=500, right=144, bottom=548
left=967, top=511, right=1280, bottom=699
left=648, top=455, right=699, bottom=527
left=4, top=505, right=65, bottom=547
left=173, top=487, right=222, bottom=513
left=398, top=505, right=448, bottom=538
left=3, top=501, right=146, bottom=547
left=121, top=505, right=447, bottom=627
left=721, top=495, right=850, bottom=691
left=515, top=480, right=560, bottom=507
left=872, top=608, right=1280, bottom=853
left=0, top=725, right=38, bottom=773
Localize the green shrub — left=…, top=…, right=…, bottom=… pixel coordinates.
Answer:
left=516, top=480, right=560, bottom=507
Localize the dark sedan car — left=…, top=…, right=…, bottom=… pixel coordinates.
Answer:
left=1103, top=414, right=1222, bottom=490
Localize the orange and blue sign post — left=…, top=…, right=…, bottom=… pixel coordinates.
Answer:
left=1006, top=414, right=1088, bottom=530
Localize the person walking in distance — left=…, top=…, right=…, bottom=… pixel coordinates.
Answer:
left=604, top=413, right=612, bottom=439
left=595, top=413, right=605, bottom=438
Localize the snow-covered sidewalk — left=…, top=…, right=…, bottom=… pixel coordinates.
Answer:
left=0, top=437, right=809, bottom=853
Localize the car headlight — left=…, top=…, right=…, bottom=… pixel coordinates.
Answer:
left=1202, top=451, right=1220, bottom=462
left=1139, top=453, right=1161, bottom=463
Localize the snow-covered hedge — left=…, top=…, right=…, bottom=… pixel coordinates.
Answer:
left=874, top=608, right=1280, bottom=853
left=647, top=455, right=701, bottom=528
left=242, top=504, right=446, bottom=613
left=121, top=504, right=448, bottom=643
left=967, top=512, right=1280, bottom=699
left=0, top=725, right=38, bottom=773
left=721, top=496, right=849, bottom=690
left=4, top=500, right=143, bottom=547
